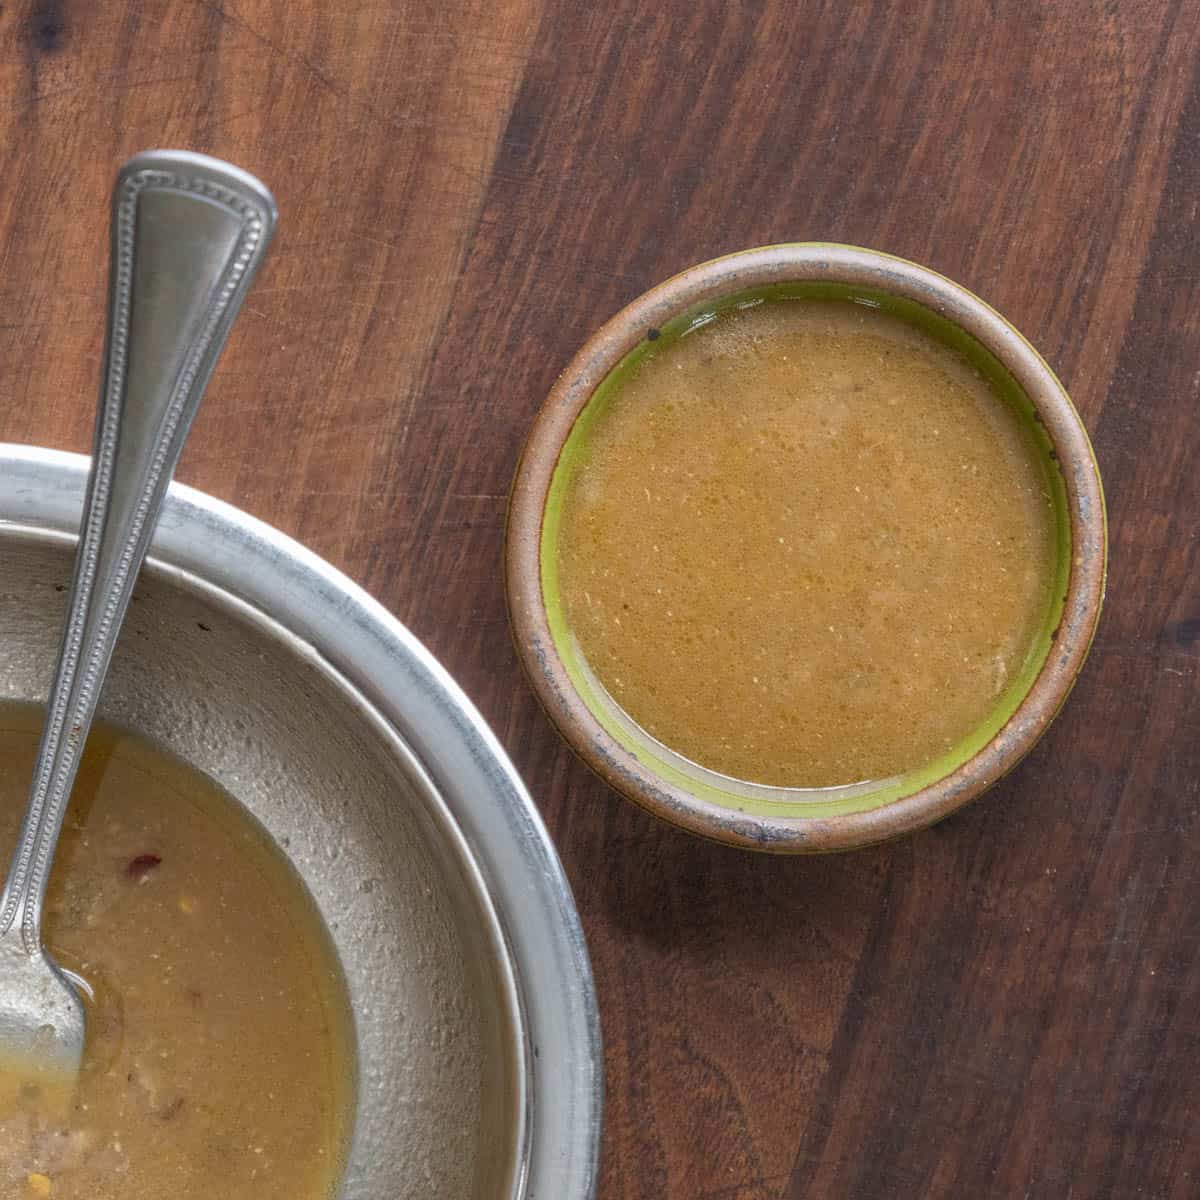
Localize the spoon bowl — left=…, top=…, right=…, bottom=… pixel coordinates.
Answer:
left=0, top=939, right=83, bottom=1109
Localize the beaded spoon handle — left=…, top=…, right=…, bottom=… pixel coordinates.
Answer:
left=0, top=151, right=275, bottom=1098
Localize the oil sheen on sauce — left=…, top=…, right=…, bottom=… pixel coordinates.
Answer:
left=0, top=708, right=353, bottom=1200
left=556, top=297, right=1058, bottom=788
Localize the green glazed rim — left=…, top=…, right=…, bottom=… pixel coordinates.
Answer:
left=506, top=244, right=1107, bottom=852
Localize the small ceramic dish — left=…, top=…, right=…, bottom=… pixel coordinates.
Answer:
left=506, top=244, right=1106, bottom=853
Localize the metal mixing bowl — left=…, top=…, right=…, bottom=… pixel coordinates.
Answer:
left=0, top=444, right=601, bottom=1199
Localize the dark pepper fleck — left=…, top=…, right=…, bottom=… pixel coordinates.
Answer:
left=126, top=853, right=162, bottom=881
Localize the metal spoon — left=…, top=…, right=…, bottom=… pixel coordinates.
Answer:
left=0, top=151, right=275, bottom=1096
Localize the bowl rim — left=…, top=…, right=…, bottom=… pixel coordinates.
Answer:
left=0, top=442, right=602, bottom=1199
left=505, top=242, right=1107, bottom=853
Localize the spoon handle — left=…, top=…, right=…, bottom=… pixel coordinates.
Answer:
left=0, top=152, right=276, bottom=953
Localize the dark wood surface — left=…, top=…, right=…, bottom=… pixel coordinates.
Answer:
left=2, top=2, right=1198, bottom=1196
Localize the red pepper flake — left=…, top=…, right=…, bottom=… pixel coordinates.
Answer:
left=126, top=854, right=162, bottom=882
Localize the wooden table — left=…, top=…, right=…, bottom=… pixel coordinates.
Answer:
left=3, top=2, right=1197, bottom=1196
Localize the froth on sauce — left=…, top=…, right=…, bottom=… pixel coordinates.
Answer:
left=556, top=297, right=1058, bottom=788
left=0, top=710, right=353, bottom=1199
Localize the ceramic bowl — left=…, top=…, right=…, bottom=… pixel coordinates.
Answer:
left=506, top=243, right=1106, bottom=853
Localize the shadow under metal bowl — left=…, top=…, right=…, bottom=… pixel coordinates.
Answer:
left=0, top=444, right=601, bottom=1200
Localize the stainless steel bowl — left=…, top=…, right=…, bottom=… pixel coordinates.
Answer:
left=0, top=444, right=601, bottom=1200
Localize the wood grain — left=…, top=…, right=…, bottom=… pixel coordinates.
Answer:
left=1, top=1, right=1197, bottom=1197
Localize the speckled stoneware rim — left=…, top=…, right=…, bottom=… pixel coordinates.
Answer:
left=506, top=243, right=1107, bottom=853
